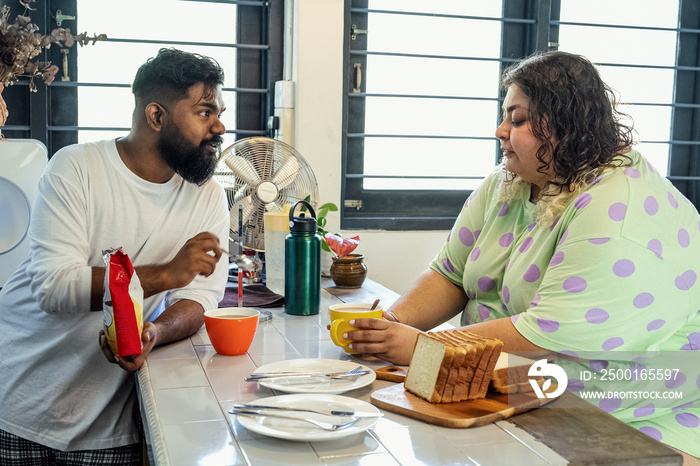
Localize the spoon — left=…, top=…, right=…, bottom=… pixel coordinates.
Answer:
left=370, top=299, right=380, bottom=311
left=221, top=249, right=256, bottom=271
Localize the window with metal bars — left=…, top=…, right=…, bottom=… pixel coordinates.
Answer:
left=342, top=0, right=700, bottom=231
left=1, top=0, right=282, bottom=157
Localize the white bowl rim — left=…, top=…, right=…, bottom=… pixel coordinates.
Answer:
left=205, top=307, right=260, bottom=319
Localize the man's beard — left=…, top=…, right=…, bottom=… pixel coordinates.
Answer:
left=157, top=124, right=222, bottom=186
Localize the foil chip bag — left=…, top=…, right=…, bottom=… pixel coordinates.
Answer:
left=102, top=248, right=144, bottom=358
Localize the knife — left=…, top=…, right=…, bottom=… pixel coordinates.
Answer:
left=230, top=403, right=383, bottom=418
left=244, top=370, right=371, bottom=381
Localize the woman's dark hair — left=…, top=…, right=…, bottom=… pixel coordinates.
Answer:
left=500, top=50, right=635, bottom=191
left=131, top=48, right=224, bottom=108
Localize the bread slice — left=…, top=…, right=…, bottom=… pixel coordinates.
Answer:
left=460, top=331, right=503, bottom=398
left=490, top=352, right=540, bottom=394
left=430, top=331, right=475, bottom=402
left=446, top=330, right=491, bottom=400
left=427, top=331, right=468, bottom=403
left=404, top=333, right=455, bottom=403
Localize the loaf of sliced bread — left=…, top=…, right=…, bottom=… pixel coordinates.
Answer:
left=489, top=352, right=542, bottom=394
left=404, top=329, right=503, bottom=403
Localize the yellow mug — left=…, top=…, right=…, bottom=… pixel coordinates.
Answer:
left=329, top=302, right=383, bottom=353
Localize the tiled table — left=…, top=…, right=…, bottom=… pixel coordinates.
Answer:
left=136, top=279, right=681, bottom=465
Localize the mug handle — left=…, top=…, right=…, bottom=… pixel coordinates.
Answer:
left=329, top=319, right=350, bottom=348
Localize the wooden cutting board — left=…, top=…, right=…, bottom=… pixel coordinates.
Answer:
left=370, top=382, right=556, bottom=428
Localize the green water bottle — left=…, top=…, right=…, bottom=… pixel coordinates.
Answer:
left=284, top=200, right=321, bottom=315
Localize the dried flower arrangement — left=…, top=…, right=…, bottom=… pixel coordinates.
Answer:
left=0, top=0, right=106, bottom=91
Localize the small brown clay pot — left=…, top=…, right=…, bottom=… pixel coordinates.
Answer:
left=330, top=254, right=367, bottom=288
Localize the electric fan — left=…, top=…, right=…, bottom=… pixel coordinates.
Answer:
left=214, top=137, right=319, bottom=253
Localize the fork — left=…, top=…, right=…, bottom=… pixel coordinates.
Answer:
left=230, top=409, right=359, bottom=431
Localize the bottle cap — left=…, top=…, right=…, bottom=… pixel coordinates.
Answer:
left=289, top=200, right=317, bottom=233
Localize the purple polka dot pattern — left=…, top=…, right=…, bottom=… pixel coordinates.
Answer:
left=530, top=294, right=541, bottom=308
left=613, top=259, right=635, bottom=277
left=478, top=276, right=496, bottom=292
left=647, top=239, right=663, bottom=258
left=519, top=237, right=534, bottom=253
left=558, top=229, right=568, bottom=246
left=474, top=230, right=481, bottom=240
left=503, top=286, right=510, bottom=304
left=590, top=360, right=608, bottom=372
left=668, top=192, right=678, bottom=208
left=459, top=227, right=475, bottom=247
left=442, top=258, right=454, bottom=274
left=470, top=247, right=481, bottom=261
left=563, top=276, right=587, bottom=293
left=680, top=333, right=700, bottom=351
left=629, top=363, right=646, bottom=381
left=673, top=402, right=694, bottom=413
left=647, top=319, right=665, bottom=331
left=644, top=196, right=659, bottom=215
left=537, top=318, right=559, bottom=333
left=510, top=314, right=519, bottom=324
left=559, top=350, right=578, bottom=358
left=608, top=203, right=627, bottom=221
left=466, top=290, right=476, bottom=300
left=675, top=270, right=697, bottom=290
left=675, top=412, right=699, bottom=428
left=549, top=251, right=565, bottom=267
left=590, top=175, right=603, bottom=186
left=602, top=337, right=624, bottom=350
left=589, top=237, right=610, bottom=245
left=523, top=264, right=541, bottom=283
left=634, top=403, right=655, bottom=418
left=527, top=222, right=536, bottom=232
left=639, top=426, right=662, bottom=441
left=678, top=228, right=690, bottom=248
left=567, top=378, right=584, bottom=392
left=498, top=202, right=509, bottom=217
left=625, top=167, right=641, bottom=178
left=478, top=305, right=491, bottom=320
left=446, top=231, right=451, bottom=242
left=633, top=293, right=654, bottom=309
left=585, top=308, right=609, bottom=324
left=599, top=397, right=622, bottom=413
left=574, top=193, right=592, bottom=209
left=549, top=216, right=561, bottom=231
left=666, top=371, right=687, bottom=389
left=499, top=233, right=514, bottom=247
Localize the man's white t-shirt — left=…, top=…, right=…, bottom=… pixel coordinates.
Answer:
left=0, top=139, right=229, bottom=451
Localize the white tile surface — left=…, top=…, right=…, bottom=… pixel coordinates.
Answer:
left=154, top=386, right=223, bottom=424
left=372, top=425, right=477, bottom=465
left=161, top=420, right=245, bottom=466
left=147, top=358, right=209, bottom=390
left=460, top=440, right=550, bottom=466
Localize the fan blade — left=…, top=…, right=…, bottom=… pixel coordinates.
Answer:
left=271, top=156, right=299, bottom=189
left=225, top=156, right=262, bottom=186
left=225, top=185, right=249, bottom=206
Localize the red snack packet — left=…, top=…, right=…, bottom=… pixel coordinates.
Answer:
left=102, top=248, right=143, bottom=358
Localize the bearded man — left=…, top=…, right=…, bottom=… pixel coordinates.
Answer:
left=0, top=48, right=229, bottom=465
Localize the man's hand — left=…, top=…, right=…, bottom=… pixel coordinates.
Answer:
left=342, top=318, right=422, bottom=366
left=163, top=232, right=223, bottom=289
left=99, top=322, right=158, bottom=372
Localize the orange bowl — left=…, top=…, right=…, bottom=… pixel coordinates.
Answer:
left=204, top=307, right=259, bottom=356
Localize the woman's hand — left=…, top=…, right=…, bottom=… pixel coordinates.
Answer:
left=343, top=318, right=422, bottom=365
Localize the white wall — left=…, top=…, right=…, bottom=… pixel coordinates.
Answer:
left=290, top=0, right=449, bottom=296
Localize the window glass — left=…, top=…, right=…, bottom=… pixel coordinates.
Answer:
left=76, top=0, right=242, bottom=149
left=558, top=0, right=680, bottom=174
left=359, top=2, right=503, bottom=191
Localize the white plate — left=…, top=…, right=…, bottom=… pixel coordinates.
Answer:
left=252, top=358, right=376, bottom=394
left=233, top=394, right=381, bottom=441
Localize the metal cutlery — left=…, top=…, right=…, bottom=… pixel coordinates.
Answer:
left=245, top=365, right=368, bottom=382
left=231, top=404, right=383, bottom=418
left=229, top=408, right=359, bottom=431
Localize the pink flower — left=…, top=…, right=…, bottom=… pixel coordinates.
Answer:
left=324, top=233, right=360, bottom=257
